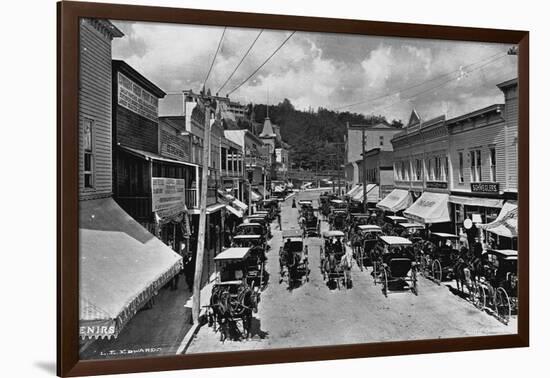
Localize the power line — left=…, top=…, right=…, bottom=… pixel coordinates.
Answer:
left=202, top=27, right=227, bottom=91
left=335, top=51, right=507, bottom=111
left=227, top=31, right=296, bottom=96
left=358, top=54, right=511, bottom=116
left=216, top=29, right=264, bottom=96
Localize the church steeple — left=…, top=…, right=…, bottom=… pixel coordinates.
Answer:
left=260, top=88, right=276, bottom=138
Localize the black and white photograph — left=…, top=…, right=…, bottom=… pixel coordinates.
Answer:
left=77, top=18, right=519, bottom=360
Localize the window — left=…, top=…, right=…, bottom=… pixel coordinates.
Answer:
left=83, top=119, right=94, bottom=188
left=415, top=159, right=422, bottom=181
left=458, top=152, right=464, bottom=183
left=379, top=135, right=384, bottom=146
left=470, top=149, right=482, bottom=182
left=489, top=147, right=496, bottom=182
left=434, top=156, right=441, bottom=181
left=427, top=158, right=432, bottom=181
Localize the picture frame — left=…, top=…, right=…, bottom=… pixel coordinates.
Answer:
left=57, top=1, right=529, bottom=376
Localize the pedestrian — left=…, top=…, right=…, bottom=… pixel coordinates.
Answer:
left=472, top=236, right=483, bottom=260
left=277, top=212, right=282, bottom=230
left=292, top=198, right=297, bottom=208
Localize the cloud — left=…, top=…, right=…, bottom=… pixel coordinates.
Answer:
left=111, top=20, right=517, bottom=123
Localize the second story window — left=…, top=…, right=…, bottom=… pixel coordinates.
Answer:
left=489, top=147, right=497, bottom=182
left=458, top=152, right=464, bottom=183
left=379, top=135, right=384, bottom=146
left=83, top=118, right=94, bottom=188
left=470, top=149, right=482, bottom=182
left=415, top=159, right=422, bottom=181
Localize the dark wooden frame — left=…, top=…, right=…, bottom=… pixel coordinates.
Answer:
left=58, top=1, right=529, bottom=376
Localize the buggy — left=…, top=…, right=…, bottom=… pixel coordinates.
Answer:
left=354, top=225, right=383, bottom=271
left=372, top=236, right=418, bottom=297
left=279, top=229, right=310, bottom=288
left=420, top=232, right=460, bottom=285
left=320, top=230, right=352, bottom=289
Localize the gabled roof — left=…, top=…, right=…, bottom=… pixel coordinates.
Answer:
left=407, top=109, right=422, bottom=127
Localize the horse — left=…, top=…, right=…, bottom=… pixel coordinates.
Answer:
left=323, top=247, right=353, bottom=289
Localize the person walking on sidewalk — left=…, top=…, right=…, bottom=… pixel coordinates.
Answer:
left=277, top=212, right=282, bottom=230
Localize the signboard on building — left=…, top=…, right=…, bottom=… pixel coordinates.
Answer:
left=426, top=181, right=448, bottom=189
left=152, top=177, right=185, bottom=218
left=118, top=72, right=159, bottom=122
left=471, top=182, right=500, bottom=193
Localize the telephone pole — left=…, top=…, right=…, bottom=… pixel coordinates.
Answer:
left=192, top=94, right=214, bottom=324
left=362, top=129, right=367, bottom=213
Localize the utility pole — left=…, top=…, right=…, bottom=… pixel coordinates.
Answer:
left=192, top=95, right=214, bottom=324
left=337, top=146, right=342, bottom=196
left=362, top=129, right=367, bottom=213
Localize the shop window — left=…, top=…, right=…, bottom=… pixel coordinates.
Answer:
left=83, top=118, right=94, bottom=188
left=458, top=152, right=464, bottom=183
left=489, top=147, right=497, bottom=182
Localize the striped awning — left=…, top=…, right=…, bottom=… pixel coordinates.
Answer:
left=479, top=202, right=518, bottom=238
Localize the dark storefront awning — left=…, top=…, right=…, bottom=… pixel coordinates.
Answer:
left=118, top=145, right=198, bottom=168
left=449, top=195, right=504, bottom=208
left=79, top=198, right=183, bottom=340
left=376, top=189, right=412, bottom=213
left=404, top=192, right=450, bottom=224
left=479, top=202, right=518, bottom=238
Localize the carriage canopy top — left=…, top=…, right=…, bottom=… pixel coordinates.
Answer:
left=484, top=249, right=518, bottom=260
left=385, top=215, right=408, bottom=223
left=282, top=229, right=303, bottom=238
left=431, top=232, right=459, bottom=239
left=323, top=230, right=345, bottom=237
left=358, top=225, right=382, bottom=232
left=214, top=247, right=251, bottom=261
left=398, top=222, right=425, bottom=230
left=233, top=234, right=263, bottom=239
left=379, top=236, right=413, bottom=246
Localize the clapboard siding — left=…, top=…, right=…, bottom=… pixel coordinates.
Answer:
left=448, top=116, right=506, bottom=192
left=504, top=90, right=518, bottom=191
left=115, top=106, right=159, bottom=153
left=79, top=19, right=114, bottom=200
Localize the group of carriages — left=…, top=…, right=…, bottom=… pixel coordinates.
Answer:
left=206, top=204, right=280, bottom=341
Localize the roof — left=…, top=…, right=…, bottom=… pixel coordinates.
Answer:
left=386, top=215, right=407, bottom=221
left=431, top=232, right=459, bottom=239
left=259, top=117, right=276, bottom=138
left=94, top=19, right=124, bottom=39
left=446, top=104, right=504, bottom=128
left=214, top=247, right=251, bottom=261
left=112, top=60, right=166, bottom=98
left=379, top=236, right=412, bottom=246
left=497, top=78, right=518, bottom=90
left=331, top=199, right=345, bottom=204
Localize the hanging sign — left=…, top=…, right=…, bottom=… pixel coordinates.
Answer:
left=152, top=178, right=185, bottom=217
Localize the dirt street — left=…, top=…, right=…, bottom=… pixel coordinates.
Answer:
left=186, top=190, right=515, bottom=354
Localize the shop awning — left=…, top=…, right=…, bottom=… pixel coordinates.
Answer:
left=479, top=202, right=518, bottom=238
left=376, top=189, right=412, bottom=213
left=217, top=189, right=248, bottom=212
left=206, top=203, right=226, bottom=214
left=250, top=190, right=262, bottom=202
left=449, top=195, right=504, bottom=208
left=225, top=204, right=244, bottom=218
left=351, top=184, right=379, bottom=202
left=404, top=192, right=450, bottom=224
left=119, top=145, right=198, bottom=168
left=346, top=184, right=361, bottom=197
left=232, top=198, right=248, bottom=212
left=79, top=198, right=182, bottom=340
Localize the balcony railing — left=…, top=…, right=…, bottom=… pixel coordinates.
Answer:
left=185, top=188, right=198, bottom=209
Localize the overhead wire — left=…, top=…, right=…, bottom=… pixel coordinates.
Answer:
left=216, top=29, right=264, bottom=96
left=226, top=31, right=296, bottom=96
left=202, top=27, right=227, bottom=91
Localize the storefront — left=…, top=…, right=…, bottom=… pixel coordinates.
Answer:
left=479, top=201, right=518, bottom=250
left=449, top=194, right=503, bottom=242
left=376, top=188, right=413, bottom=214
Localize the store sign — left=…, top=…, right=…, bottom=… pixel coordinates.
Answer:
left=152, top=178, right=185, bottom=217
left=118, top=72, right=158, bottom=122
left=426, top=181, right=448, bottom=189
left=471, top=182, right=500, bottom=193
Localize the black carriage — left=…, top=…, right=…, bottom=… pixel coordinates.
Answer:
left=320, top=230, right=352, bottom=289
left=329, top=209, right=347, bottom=231
left=207, top=247, right=260, bottom=341
left=279, top=230, right=310, bottom=288
left=231, top=234, right=267, bottom=288
left=372, top=236, right=418, bottom=297
left=354, top=225, right=383, bottom=271
left=242, top=215, right=272, bottom=239
left=236, top=222, right=267, bottom=244
left=259, top=198, right=280, bottom=220
left=420, top=232, right=460, bottom=285
left=472, top=249, right=518, bottom=325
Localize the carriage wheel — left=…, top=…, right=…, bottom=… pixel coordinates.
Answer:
left=432, top=260, right=443, bottom=285
left=495, top=287, right=511, bottom=325
left=472, top=284, right=487, bottom=310
left=382, top=268, right=388, bottom=297
left=420, top=256, right=428, bottom=277
left=372, top=261, right=378, bottom=285
left=305, top=259, right=310, bottom=282
left=411, top=268, right=418, bottom=296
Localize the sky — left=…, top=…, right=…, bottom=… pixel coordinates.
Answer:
left=111, top=20, right=517, bottom=123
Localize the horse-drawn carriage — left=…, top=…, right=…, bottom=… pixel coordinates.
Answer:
left=320, top=230, right=352, bottom=289
left=371, top=236, right=418, bottom=297
left=231, top=234, right=267, bottom=288
left=279, top=229, right=310, bottom=289
left=259, top=198, right=280, bottom=220
left=394, top=222, right=426, bottom=239
left=207, top=247, right=260, bottom=341
left=354, top=225, right=383, bottom=271
left=420, top=232, right=461, bottom=285
left=236, top=222, right=267, bottom=243
left=470, top=249, right=517, bottom=325
left=242, top=215, right=272, bottom=239
left=329, top=209, right=347, bottom=231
